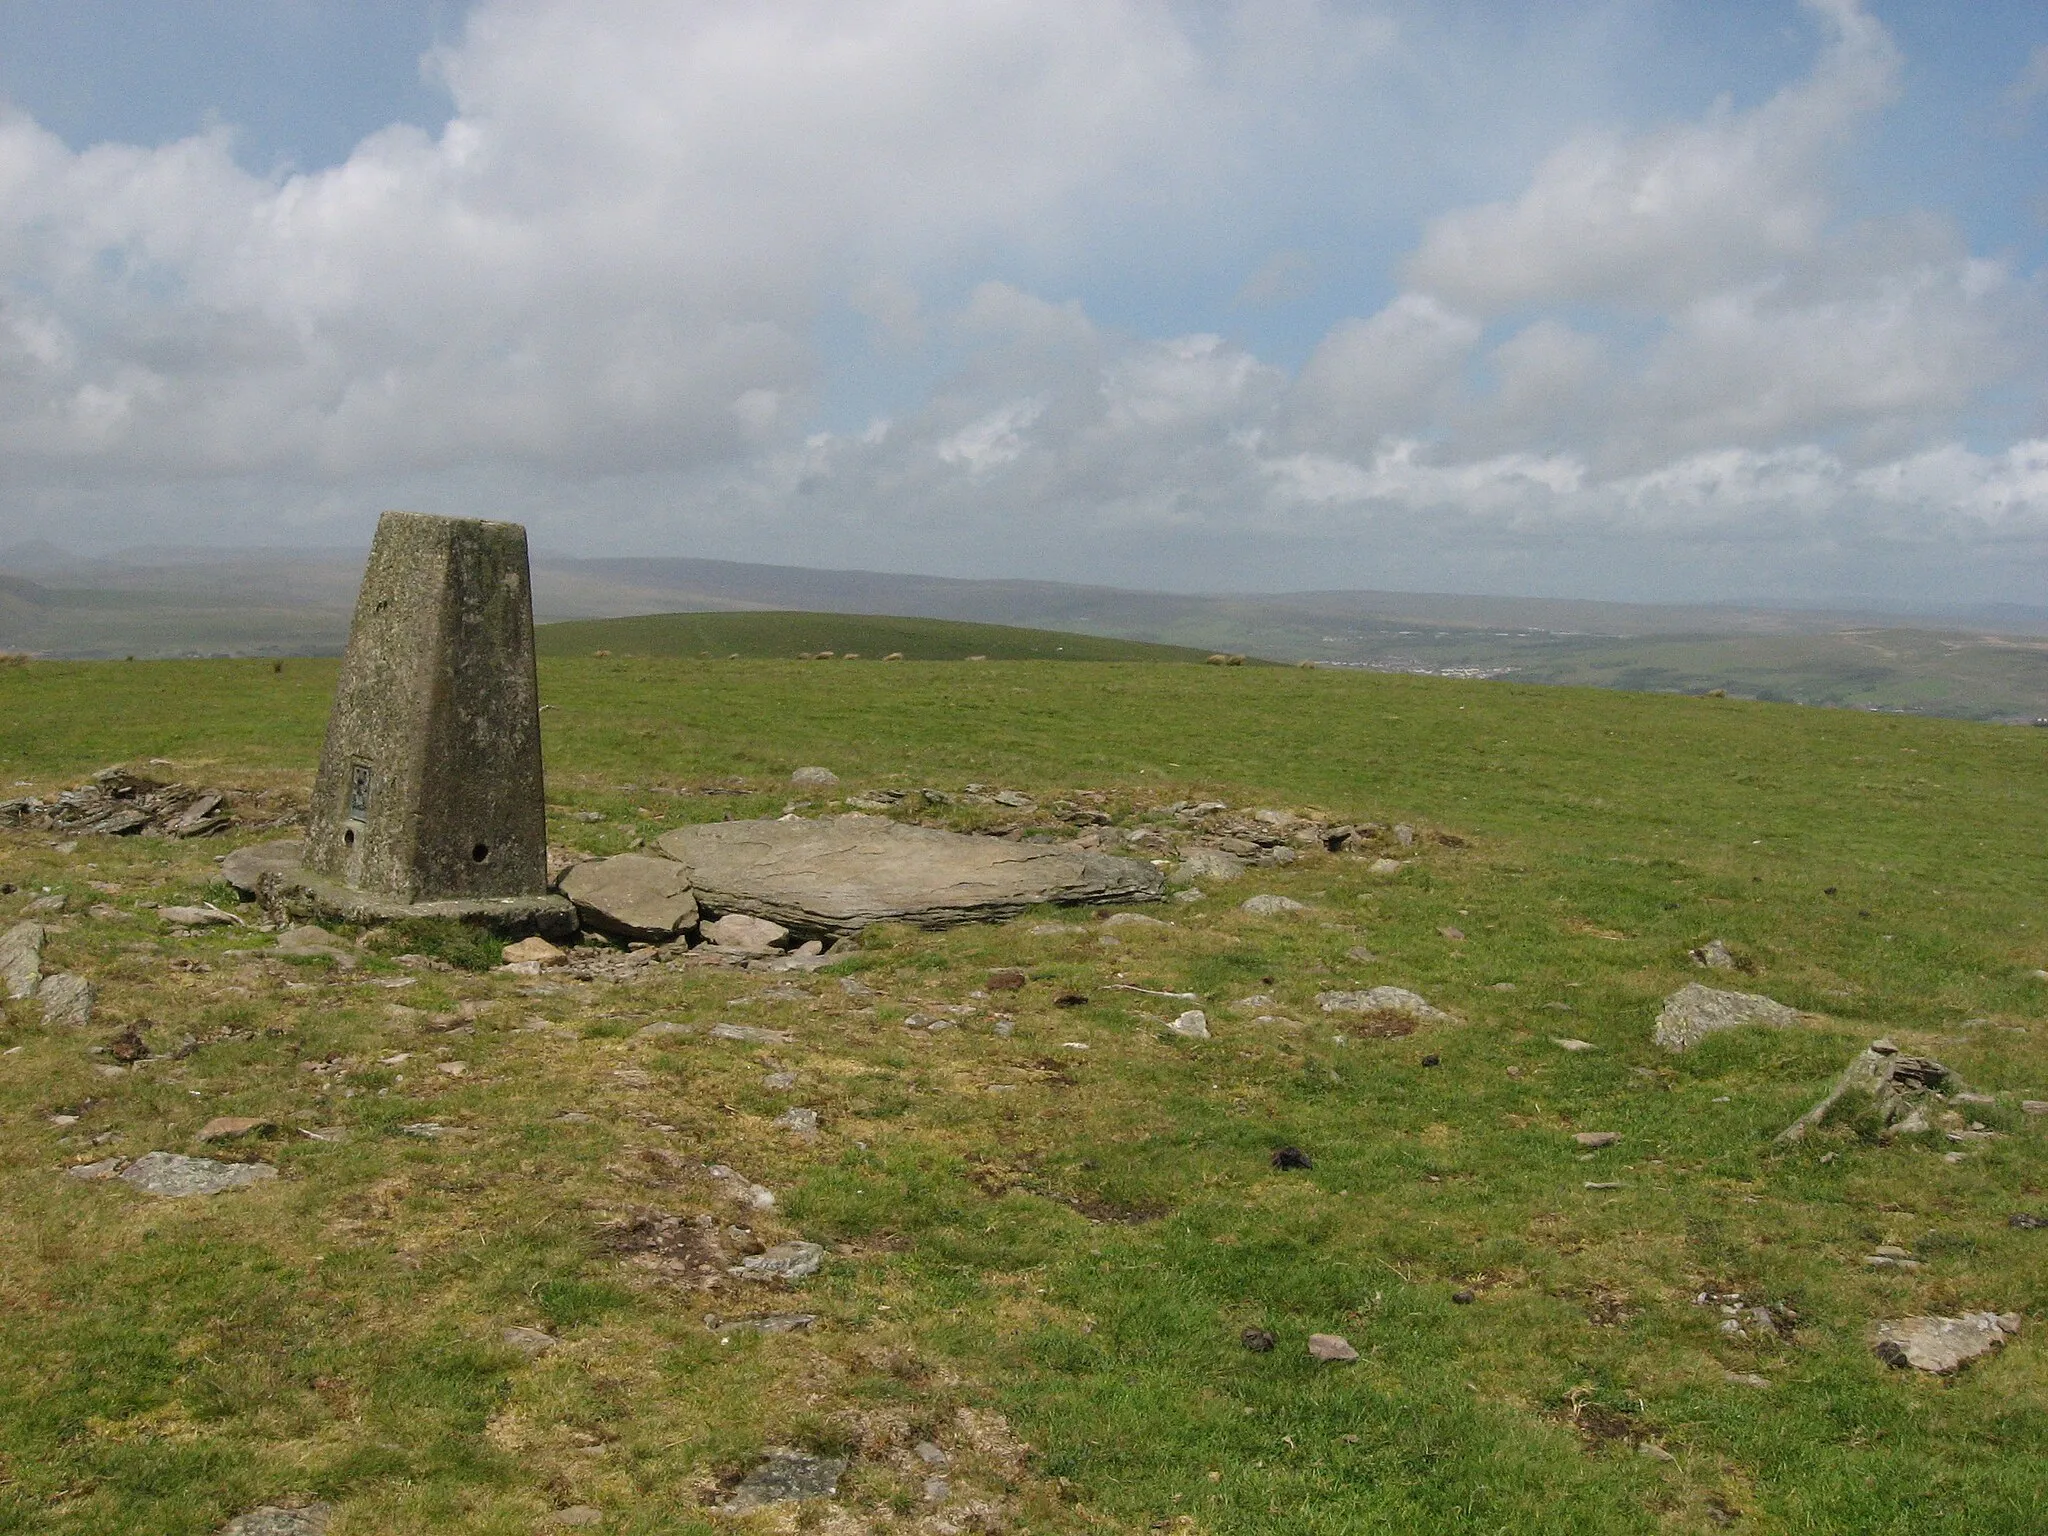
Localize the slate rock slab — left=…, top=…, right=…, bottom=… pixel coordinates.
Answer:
left=272, top=925, right=359, bottom=969
left=39, top=973, right=94, bottom=1027
left=221, top=839, right=307, bottom=897
left=558, top=854, right=698, bottom=941
left=1872, top=1312, right=2021, bottom=1373
left=1173, top=848, right=1247, bottom=884
left=120, top=1151, right=278, bottom=1198
left=220, top=1505, right=332, bottom=1536
left=1654, top=983, right=1803, bottom=1052
left=1316, top=986, right=1450, bottom=1023
left=657, top=816, right=1165, bottom=937
left=719, top=1449, right=849, bottom=1513
left=0, top=920, right=42, bottom=1000
left=732, top=1241, right=825, bottom=1281
left=701, top=913, right=791, bottom=952
left=1241, top=894, right=1307, bottom=915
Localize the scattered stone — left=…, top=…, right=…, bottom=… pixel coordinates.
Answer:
left=1174, top=888, right=1206, bottom=903
left=1316, top=986, right=1450, bottom=1024
left=1102, top=912, right=1168, bottom=930
left=159, top=904, right=242, bottom=928
left=39, top=973, right=94, bottom=1027
left=1689, top=938, right=1737, bottom=970
left=545, top=1507, right=605, bottom=1528
left=710, top=1313, right=816, bottom=1335
left=2022, top=1101, right=2048, bottom=1116
left=1168, top=1010, right=1210, bottom=1039
left=1723, top=1371, right=1771, bottom=1389
left=502, top=935, right=567, bottom=968
left=1241, top=894, right=1307, bottom=916
left=1573, top=1131, right=1620, bottom=1148
left=502, top=1325, right=560, bottom=1356
left=1367, top=858, right=1406, bottom=876
left=219, top=1504, right=332, bottom=1536
left=659, top=816, right=1164, bottom=935
left=987, top=967, right=1027, bottom=991
left=1871, top=1313, right=2021, bottom=1374
left=915, top=1441, right=949, bottom=1466
left=2010, top=1214, right=2047, bottom=1229
left=762, top=1070, right=799, bottom=1090
left=700, top=913, right=792, bottom=953
left=1777, top=1039, right=1954, bottom=1143
left=1584, top=1181, right=1623, bottom=1191
left=558, top=854, right=698, bottom=941
left=1233, top=994, right=1274, bottom=1011
left=221, top=839, right=307, bottom=897
left=1392, top=824, right=1416, bottom=847
left=708, top=1165, right=776, bottom=1209
left=719, top=1449, right=849, bottom=1513
left=24, top=892, right=66, bottom=914
left=790, top=766, right=840, bottom=789
left=1553, top=1038, right=1597, bottom=1052
left=66, top=1157, right=124, bottom=1181
left=1307, top=1333, right=1358, bottom=1362
left=0, top=920, right=41, bottom=999
left=1240, top=1328, right=1276, bottom=1352
left=1439, top=926, right=1465, bottom=941
left=712, top=1023, right=794, bottom=1045
left=732, top=1241, right=826, bottom=1281
left=1174, top=848, right=1247, bottom=885
left=119, top=1151, right=277, bottom=1197
left=399, top=1122, right=469, bottom=1138
left=774, top=1107, right=821, bottom=1136
left=636, top=1021, right=690, bottom=1039
left=1, top=766, right=237, bottom=841
left=197, top=1116, right=275, bottom=1143
left=1653, top=983, right=1803, bottom=1052
left=268, top=924, right=359, bottom=968
left=1271, top=1146, right=1312, bottom=1169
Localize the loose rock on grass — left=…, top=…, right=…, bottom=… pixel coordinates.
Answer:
left=1653, top=983, right=1803, bottom=1052
left=118, top=1152, right=278, bottom=1198
left=1872, top=1313, right=2022, bottom=1373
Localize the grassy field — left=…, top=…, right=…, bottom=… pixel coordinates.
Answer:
left=2, top=655, right=2046, bottom=1534
left=534, top=611, right=1240, bottom=663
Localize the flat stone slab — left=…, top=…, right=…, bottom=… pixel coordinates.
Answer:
left=39, top=973, right=94, bottom=1027
left=719, top=1449, right=848, bottom=1513
left=1, top=920, right=42, bottom=999
left=119, top=1151, right=278, bottom=1198
left=220, top=1505, right=332, bottom=1536
left=262, top=859, right=576, bottom=939
left=558, top=854, right=697, bottom=941
left=1654, top=983, right=1804, bottom=1051
left=1872, top=1312, right=2021, bottom=1373
left=1316, top=986, right=1451, bottom=1023
left=221, top=839, right=306, bottom=897
left=657, top=815, right=1165, bottom=937
left=732, top=1240, right=825, bottom=1281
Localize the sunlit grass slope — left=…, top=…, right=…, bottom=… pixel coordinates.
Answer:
left=0, top=655, right=2045, bottom=1534
left=535, top=610, right=1239, bottom=663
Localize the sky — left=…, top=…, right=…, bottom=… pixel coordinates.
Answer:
left=0, top=0, right=2044, bottom=606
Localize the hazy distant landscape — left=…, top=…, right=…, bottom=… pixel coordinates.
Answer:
left=6, top=544, right=2048, bottom=723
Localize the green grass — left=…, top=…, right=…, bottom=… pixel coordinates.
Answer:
left=1, top=655, right=2046, bottom=1533
left=535, top=610, right=1244, bottom=663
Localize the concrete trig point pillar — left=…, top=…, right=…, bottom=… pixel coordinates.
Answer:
left=282, top=511, right=573, bottom=935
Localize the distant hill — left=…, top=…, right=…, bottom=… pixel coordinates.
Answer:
left=6, top=542, right=2048, bottom=719
left=534, top=610, right=1240, bottom=663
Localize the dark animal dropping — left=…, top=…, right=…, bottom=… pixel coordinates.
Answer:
left=1270, top=1146, right=1312, bottom=1170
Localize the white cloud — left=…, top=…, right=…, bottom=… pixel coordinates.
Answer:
left=1285, top=293, right=1481, bottom=450
left=0, top=0, right=2041, bottom=608
left=1405, top=0, right=1899, bottom=312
